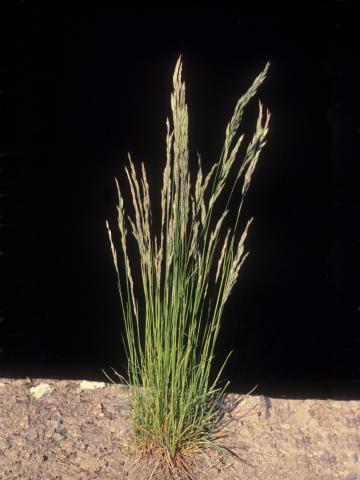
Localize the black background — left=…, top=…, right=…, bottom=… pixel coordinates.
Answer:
left=1, top=3, right=359, bottom=399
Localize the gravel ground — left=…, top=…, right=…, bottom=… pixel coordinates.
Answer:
left=0, top=377, right=359, bottom=479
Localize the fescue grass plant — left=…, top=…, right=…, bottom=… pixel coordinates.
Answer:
left=106, top=56, right=270, bottom=475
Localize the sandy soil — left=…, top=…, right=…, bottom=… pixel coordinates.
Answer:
left=0, top=377, right=359, bottom=479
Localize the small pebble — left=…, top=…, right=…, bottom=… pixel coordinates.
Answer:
left=30, top=383, right=52, bottom=399
left=0, top=439, right=11, bottom=451
left=38, top=407, right=48, bottom=417
left=51, top=419, right=62, bottom=430
left=345, top=474, right=358, bottom=480
left=79, top=380, right=106, bottom=390
left=24, top=429, right=38, bottom=442
left=52, top=432, right=64, bottom=442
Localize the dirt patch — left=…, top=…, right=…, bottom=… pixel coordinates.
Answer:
left=0, top=377, right=359, bottom=479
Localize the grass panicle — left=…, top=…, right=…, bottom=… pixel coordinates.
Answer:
left=106, top=55, right=270, bottom=474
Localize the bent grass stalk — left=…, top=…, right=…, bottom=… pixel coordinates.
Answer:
left=106, top=56, right=270, bottom=468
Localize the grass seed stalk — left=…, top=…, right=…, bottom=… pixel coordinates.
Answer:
left=106, top=56, right=270, bottom=462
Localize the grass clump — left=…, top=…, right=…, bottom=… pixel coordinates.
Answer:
left=106, top=56, right=270, bottom=475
